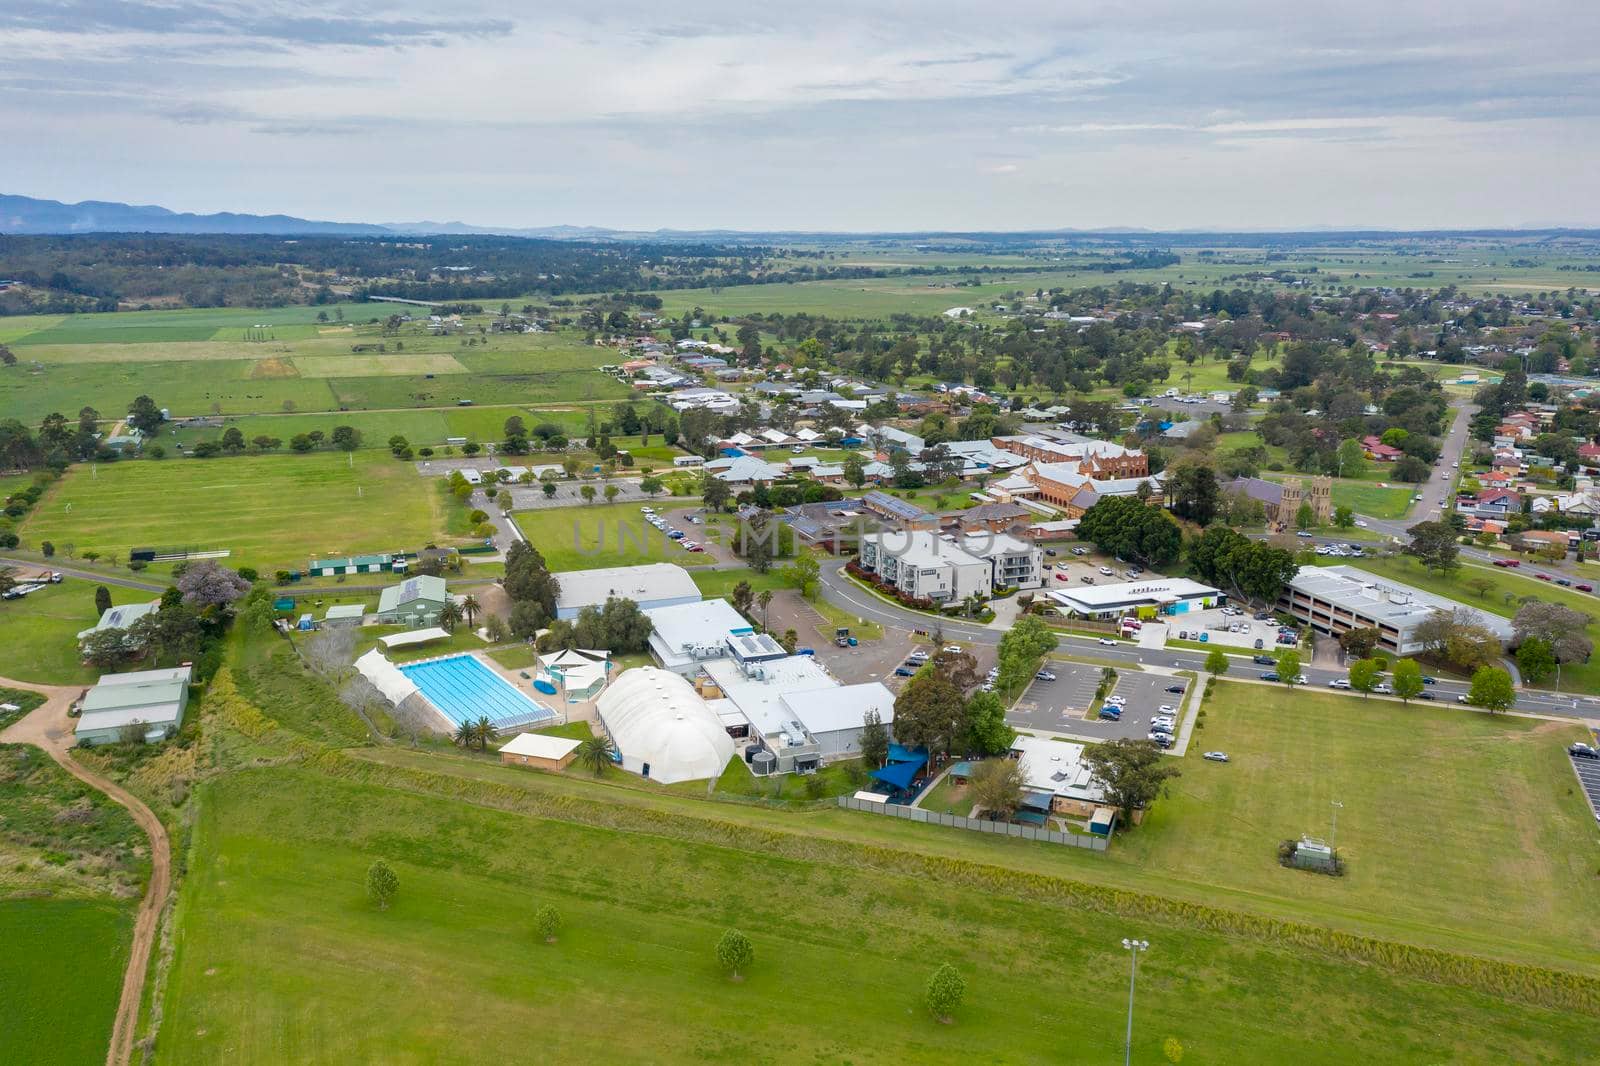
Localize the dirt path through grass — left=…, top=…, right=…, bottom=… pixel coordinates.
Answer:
left=0, top=676, right=171, bottom=1066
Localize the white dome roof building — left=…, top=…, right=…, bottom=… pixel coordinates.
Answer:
left=595, top=667, right=735, bottom=784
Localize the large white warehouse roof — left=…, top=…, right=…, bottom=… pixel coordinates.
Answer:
left=595, top=667, right=734, bottom=784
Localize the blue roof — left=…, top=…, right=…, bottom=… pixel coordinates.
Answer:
left=870, top=759, right=921, bottom=791
left=887, top=743, right=928, bottom=764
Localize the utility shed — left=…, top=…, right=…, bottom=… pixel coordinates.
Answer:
left=74, top=666, right=193, bottom=746
left=498, top=731, right=583, bottom=771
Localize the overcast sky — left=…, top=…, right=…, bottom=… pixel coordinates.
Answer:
left=5, top=1, right=1599, bottom=231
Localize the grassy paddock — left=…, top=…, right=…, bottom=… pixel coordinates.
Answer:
left=153, top=766, right=1597, bottom=1065
left=20, top=451, right=447, bottom=571
left=0, top=580, right=150, bottom=684
left=0, top=899, right=132, bottom=1066
left=513, top=501, right=715, bottom=572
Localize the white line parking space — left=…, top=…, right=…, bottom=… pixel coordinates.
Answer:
left=1569, top=753, right=1600, bottom=822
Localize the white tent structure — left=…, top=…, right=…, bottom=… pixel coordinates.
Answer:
left=595, top=667, right=734, bottom=784
left=355, top=649, right=419, bottom=706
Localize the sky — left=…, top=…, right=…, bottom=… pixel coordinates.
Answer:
left=4, top=0, right=1599, bottom=232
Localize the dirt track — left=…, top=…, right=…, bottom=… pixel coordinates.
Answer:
left=0, top=676, right=171, bottom=1066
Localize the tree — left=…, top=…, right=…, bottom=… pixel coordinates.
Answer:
left=842, top=451, right=867, bottom=490
left=787, top=551, right=821, bottom=598
left=1348, top=657, right=1380, bottom=698
left=535, top=905, right=562, bottom=944
left=756, top=588, right=774, bottom=631
left=331, top=425, right=361, bottom=452
left=1464, top=576, right=1496, bottom=600
left=127, top=394, right=163, bottom=437
left=963, top=689, right=1015, bottom=755
left=221, top=427, right=246, bottom=454
left=94, top=584, right=112, bottom=616
left=579, top=484, right=597, bottom=505
left=1391, top=658, right=1424, bottom=703
left=924, top=963, right=966, bottom=1023
left=1467, top=666, right=1515, bottom=714
left=640, top=476, right=663, bottom=496
left=701, top=474, right=731, bottom=513
left=1081, top=738, right=1182, bottom=822
left=82, top=627, right=132, bottom=669
left=969, top=756, right=1025, bottom=818
left=1511, top=601, right=1594, bottom=666
left=1406, top=520, right=1460, bottom=574
left=1276, top=649, right=1301, bottom=687
left=730, top=580, right=755, bottom=618
left=437, top=599, right=463, bottom=633
left=1333, top=505, right=1355, bottom=529
left=176, top=560, right=251, bottom=608
left=575, top=734, right=616, bottom=776
left=366, top=859, right=399, bottom=911
left=1515, top=637, right=1556, bottom=685
left=1077, top=495, right=1182, bottom=567
left=1336, top=438, right=1369, bottom=480
left=893, top=671, right=967, bottom=757
left=460, top=594, right=481, bottom=629
left=859, top=708, right=889, bottom=767
left=1295, top=502, right=1316, bottom=530
left=1165, top=459, right=1221, bottom=526
left=1204, top=647, right=1230, bottom=678
left=716, top=928, right=754, bottom=981
left=1338, top=626, right=1380, bottom=658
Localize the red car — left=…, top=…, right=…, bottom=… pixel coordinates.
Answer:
left=1055, top=572, right=1070, bottom=581
left=1492, top=558, right=1519, bottom=568
left=1535, top=572, right=1552, bottom=581
left=1578, top=584, right=1594, bottom=593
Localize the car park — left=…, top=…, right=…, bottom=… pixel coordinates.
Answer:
left=1202, top=751, right=1230, bottom=763
left=1034, top=669, right=1057, bottom=682
left=1098, top=566, right=1114, bottom=576
left=1071, top=547, right=1089, bottom=556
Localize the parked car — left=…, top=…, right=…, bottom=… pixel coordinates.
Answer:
left=1260, top=672, right=1280, bottom=682
left=894, top=666, right=916, bottom=677
left=1081, top=575, right=1096, bottom=584
left=1098, top=566, right=1114, bottom=576
left=1329, top=679, right=1350, bottom=689
left=1253, top=638, right=1265, bottom=649
left=1044, top=548, right=1057, bottom=557
left=1056, top=572, right=1071, bottom=581
left=1296, top=530, right=1313, bottom=538
left=1578, top=584, right=1594, bottom=593
left=1071, top=547, right=1089, bottom=555
left=1165, top=685, right=1185, bottom=694
left=1571, top=743, right=1600, bottom=760
left=1035, top=670, right=1057, bottom=682
left=942, top=645, right=963, bottom=654
left=1202, top=751, right=1230, bottom=763
left=1098, top=707, right=1122, bottom=721
left=1536, top=572, right=1553, bottom=582
left=1157, top=704, right=1176, bottom=715
left=1148, top=732, right=1173, bottom=748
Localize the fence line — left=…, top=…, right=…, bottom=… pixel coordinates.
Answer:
left=836, top=796, right=1109, bottom=851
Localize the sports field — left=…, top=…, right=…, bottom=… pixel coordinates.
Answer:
left=0, top=580, right=152, bottom=684
left=20, top=452, right=446, bottom=571
left=152, top=764, right=1594, bottom=1066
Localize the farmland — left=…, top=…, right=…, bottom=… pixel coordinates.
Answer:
left=19, top=451, right=448, bottom=572
left=0, top=900, right=132, bottom=1066
left=151, top=763, right=1594, bottom=1065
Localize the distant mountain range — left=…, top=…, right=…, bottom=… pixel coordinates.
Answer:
left=2, top=192, right=1596, bottom=242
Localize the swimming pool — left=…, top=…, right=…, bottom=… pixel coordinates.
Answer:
left=398, top=654, right=556, bottom=730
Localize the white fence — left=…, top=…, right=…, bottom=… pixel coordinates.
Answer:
left=836, top=796, right=1109, bottom=850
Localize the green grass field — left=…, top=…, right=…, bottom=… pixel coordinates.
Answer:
left=0, top=581, right=151, bottom=684
left=1115, top=683, right=1598, bottom=970
left=0, top=900, right=133, bottom=1066
left=152, top=764, right=1596, bottom=1065
left=1344, top=555, right=1600, bottom=692
left=513, top=501, right=715, bottom=572
left=20, top=452, right=447, bottom=572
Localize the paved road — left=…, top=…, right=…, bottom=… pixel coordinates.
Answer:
left=0, top=678, right=171, bottom=1066
left=816, top=558, right=1600, bottom=722
left=0, top=556, right=166, bottom=592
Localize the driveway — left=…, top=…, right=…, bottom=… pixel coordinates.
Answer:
left=0, top=677, right=170, bottom=1066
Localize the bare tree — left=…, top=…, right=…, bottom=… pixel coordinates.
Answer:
left=302, top=625, right=357, bottom=680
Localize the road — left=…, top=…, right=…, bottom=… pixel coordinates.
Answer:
left=817, top=558, right=1600, bottom=722
left=0, top=556, right=166, bottom=592
left=0, top=678, right=170, bottom=1066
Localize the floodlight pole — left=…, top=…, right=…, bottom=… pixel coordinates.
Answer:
left=1330, top=800, right=1344, bottom=851
left=1121, top=937, right=1148, bottom=1066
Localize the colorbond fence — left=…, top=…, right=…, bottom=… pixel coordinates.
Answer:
left=836, top=795, right=1109, bottom=851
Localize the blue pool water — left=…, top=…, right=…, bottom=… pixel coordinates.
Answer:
left=399, top=654, right=556, bottom=729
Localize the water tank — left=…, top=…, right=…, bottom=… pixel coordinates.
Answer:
left=750, top=750, right=777, bottom=776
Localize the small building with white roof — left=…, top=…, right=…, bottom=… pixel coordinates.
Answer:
left=74, top=666, right=193, bottom=747
left=1010, top=734, right=1106, bottom=816
left=498, top=731, right=583, bottom=771
left=1046, top=577, right=1222, bottom=619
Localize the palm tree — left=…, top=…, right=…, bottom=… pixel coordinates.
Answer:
left=475, top=715, right=494, bottom=751
left=757, top=589, right=773, bottom=631
left=575, top=734, right=616, bottom=776
left=461, top=594, right=481, bottom=629
left=453, top=720, right=475, bottom=749
left=438, top=599, right=464, bottom=633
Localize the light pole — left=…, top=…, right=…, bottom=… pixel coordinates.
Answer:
left=1330, top=800, right=1344, bottom=851
left=1121, top=937, right=1148, bottom=1066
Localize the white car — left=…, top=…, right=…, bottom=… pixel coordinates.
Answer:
left=1157, top=704, right=1176, bottom=714
left=1106, top=695, right=1127, bottom=706
left=1151, top=716, right=1176, bottom=729
left=1329, top=679, right=1351, bottom=689
left=1354, top=519, right=1369, bottom=528
left=1203, top=751, right=1230, bottom=763
left=1098, top=638, right=1117, bottom=646
left=942, top=645, right=963, bottom=654
left=1098, top=566, right=1114, bottom=576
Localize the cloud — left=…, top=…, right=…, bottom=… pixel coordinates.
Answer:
left=1, top=1, right=1597, bottom=229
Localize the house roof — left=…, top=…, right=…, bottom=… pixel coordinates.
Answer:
left=377, top=575, right=447, bottom=613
